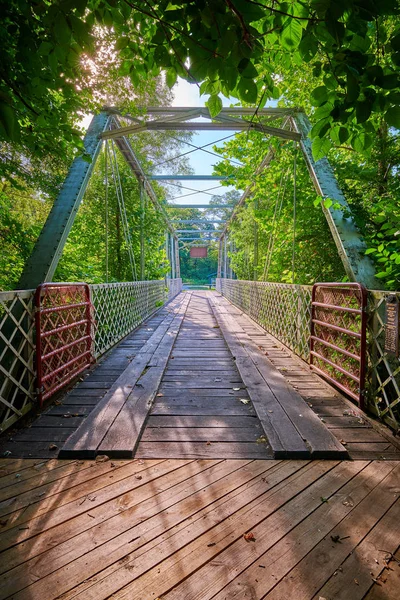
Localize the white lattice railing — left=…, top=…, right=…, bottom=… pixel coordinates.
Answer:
left=217, top=278, right=312, bottom=360
left=0, top=290, right=36, bottom=433
left=217, top=278, right=400, bottom=431
left=0, top=278, right=182, bottom=433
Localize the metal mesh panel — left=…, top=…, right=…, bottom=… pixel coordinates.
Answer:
left=0, top=279, right=183, bottom=432
left=367, top=291, right=400, bottom=430
left=217, top=279, right=400, bottom=430
left=91, top=280, right=166, bottom=357
left=0, top=290, right=36, bottom=433
left=217, top=278, right=312, bottom=360
left=167, top=278, right=182, bottom=301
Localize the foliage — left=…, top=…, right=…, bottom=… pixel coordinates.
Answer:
left=213, top=131, right=346, bottom=284
left=1, top=1, right=400, bottom=161
left=54, top=145, right=170, bottom=282
left=0, top=184, right=51, bottom=290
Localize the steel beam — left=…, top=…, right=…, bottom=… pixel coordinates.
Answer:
left=141, top=107, right=301, bottom=116
left=101, top=120, right=301, bottom=140
left=171, top=219, right=223, bottom=224
left=167, top=204, right=235, bottom=209
left=148, top=175, right=232, bottom=181
left=291, top=114, right=378, bottom=288
left=18, top=113, right=111, bottom=287
left=176, top=229, right=220, bottom=234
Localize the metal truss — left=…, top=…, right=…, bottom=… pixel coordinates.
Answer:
left=19, top=105, right=377, bottom=290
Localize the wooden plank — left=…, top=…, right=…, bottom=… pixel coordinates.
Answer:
left=74, top=462, right=332, bottom=600
left=157, top=388, right=249, bottom=397
left=363, top=549, right=400, bottom=600
left=0, top=458, right=134, bottom=521
left=60, top=294, right=190, bottom=458
left=147, top=416, right=259, bottom=428
left=316, top=495, right=400, bottom=599
left=135, top=442, right=272, bottom=459
left=97, top=296, right=191, bottom=457
left=330, top=428, right=388, bottom=442
left=165, top=460, right=371, bottom=600
left=13, top=427, right=76, bottom=442
left=0, top=460, right=93, bottom=503
left=161, top=379, right=243, bottom=388
left=141, top=427, right=264, bottom=443
left=98, top=367, right=164, bottom=457
left=210, top=295, right=348, bottom=459
left=264, top=463, right=400, bottom=600
left=151, top=404, right=253, bottom=416
left=0, top=459, right=196, bottom=560
left=15, top=461, right=282, bottom=600
left=208, top=299, right=309, bottom=458
left=0, top=459, right=239, bottom=595
left=208, top=461, right=393, bottom=600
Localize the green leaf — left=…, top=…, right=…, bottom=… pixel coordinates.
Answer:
left=311, top=136, right=331, bottom=161
left=323, top=198, right=333, bottom=209
left=281, top=19, right=303, bottom=50
left=356, top=101, right=371, bottom=124
left=364, top=248, right=376, bottom=254
left=0, top=102, right=18, bottom=141
left=314, top=195, right=323, bottom=207
left=166, top=69, right=177, bottom=88
left=385, top=106, right=400, bottom=128
left=237, top=78, right=258, bottom=104
left=206, top=94, right=223, bottom=118
left=310, top=86, right=328, bottom=107
left=352, top=132, right=373, bottom=152
left=338, top=127, right=349, bottom=144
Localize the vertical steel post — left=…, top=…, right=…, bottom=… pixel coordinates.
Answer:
left=217, top=237, right=223, bottom=279
left=140, top=183, right=145, bottom=280
left=223, top=236, right=228, bottom=279
left=253, top=198, right=259, bottom=281
left=170, top=234, right=175, bottom=279
left=292, top=113, right=378, bottom=289
left=165, top=232, right=170, bottom=279
left=18, top=112, right=110, bottom=288
left=174, top=237, right=181, bottom=279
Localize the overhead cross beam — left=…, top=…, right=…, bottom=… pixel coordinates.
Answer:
left=100, top=107, right=301, bottom=142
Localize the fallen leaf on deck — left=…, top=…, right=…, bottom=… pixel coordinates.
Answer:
left=135, top=475, right=142, bottom=480
left=206, top=441, right=211, bottom=446
left=320, top=496, right=329, bottom=503
left=95, top=455, right=109, bottom=463
left=256, top=436, right=267, bottom=444
left=239, top=399, right=250, bottom=405
left=243, top=532, right=256, bottom=542
left=354, top=579, right=359, bottom=585
left=207, top=542, right=216, bottom=547
left=342, top=496, right=354, bottom=507
left=48, top=444, right=58, bottom=451
left=233, top=388, right=241, bottom=391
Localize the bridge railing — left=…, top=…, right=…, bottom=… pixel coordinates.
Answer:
left=216, top=278, right=400, bottom=431
left=0, top=278, right=182, bottom=433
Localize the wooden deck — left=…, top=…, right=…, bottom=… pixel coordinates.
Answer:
left=1, top=291, right=399, bottom=461
left=0, top=455, right=398, bottom=599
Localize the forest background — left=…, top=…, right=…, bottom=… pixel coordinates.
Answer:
left=1, top=0, right=399, bottom=290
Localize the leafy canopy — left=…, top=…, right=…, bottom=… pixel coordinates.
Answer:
left=1, top=0, right=400, bottom=159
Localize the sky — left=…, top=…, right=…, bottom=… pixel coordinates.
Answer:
left=161, top=77, right=240, bottom=208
